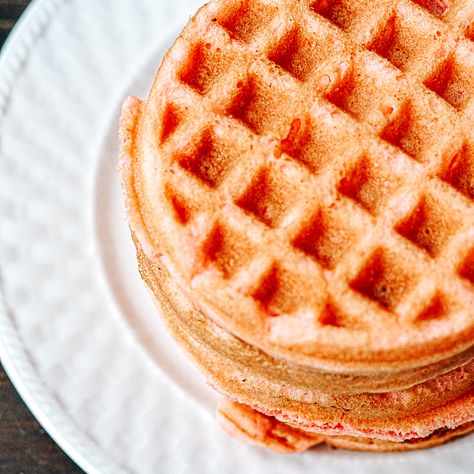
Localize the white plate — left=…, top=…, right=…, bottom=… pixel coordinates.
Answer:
left=0, top=1, right=472, bottom=473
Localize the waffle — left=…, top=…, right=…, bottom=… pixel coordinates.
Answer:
left=119, top=0, right=474, bottom=453
left=216, top=399, right=474, bottom=453
left=121, top=0, right=474, bottom=373
left=133, top=237, right=474, bottom=450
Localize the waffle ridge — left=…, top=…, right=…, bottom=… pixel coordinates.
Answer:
left=127, top=0, right=474, bottom=369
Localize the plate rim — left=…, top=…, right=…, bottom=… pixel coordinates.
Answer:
left=0, top=2, right=193, bottom=472
left=1, top=2, right=473, bottom=473
left=0, top=1, right=125, bottom=473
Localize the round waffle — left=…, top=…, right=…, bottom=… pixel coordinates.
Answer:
left=119, top=0, right=474, bottom=453
left=120, top=0, right=474, bottom=373
left=133, top=235, right=474, bottom=451
left=216, top=399, right=474, bottom=453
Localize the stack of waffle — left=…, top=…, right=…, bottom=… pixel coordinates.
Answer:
left=119, top=0, right=474, bottom=452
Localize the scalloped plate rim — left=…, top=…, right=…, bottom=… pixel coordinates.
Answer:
left=0, top=1, right=183, bottom=473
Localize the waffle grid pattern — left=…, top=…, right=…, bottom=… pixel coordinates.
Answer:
left=153, top=0, right=474, bottom=334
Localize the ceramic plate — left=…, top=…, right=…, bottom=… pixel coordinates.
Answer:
left=0, top=1, right=472, bottom=472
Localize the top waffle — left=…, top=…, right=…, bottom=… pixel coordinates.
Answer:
left=120, top=0, right=474, bottom=371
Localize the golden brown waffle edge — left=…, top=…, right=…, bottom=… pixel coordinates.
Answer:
left=216, top=398, right=474, bottom=453
left=132, top=233, right=474, bottom=440
left=132, top=233, right=474, bottom=450
left=121, top=0, right=474, bottom=372
left=119, top=0, right=474, bottom=454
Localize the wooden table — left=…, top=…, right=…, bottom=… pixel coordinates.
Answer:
left=1, top=1, right=84, bottom=472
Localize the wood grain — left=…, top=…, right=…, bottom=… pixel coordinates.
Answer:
left=0, top=365, right=84, bottom=473
left=0, top=0, right=30, bottom=45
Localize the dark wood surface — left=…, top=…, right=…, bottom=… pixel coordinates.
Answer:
left=0, top=0, right=31, bottom=45
left=1, top=1, right=84, bottom=472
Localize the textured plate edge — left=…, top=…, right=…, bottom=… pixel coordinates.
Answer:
left=0, top=1, right=472, bottom=473
left=0, top=1, right=125, bottom=473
